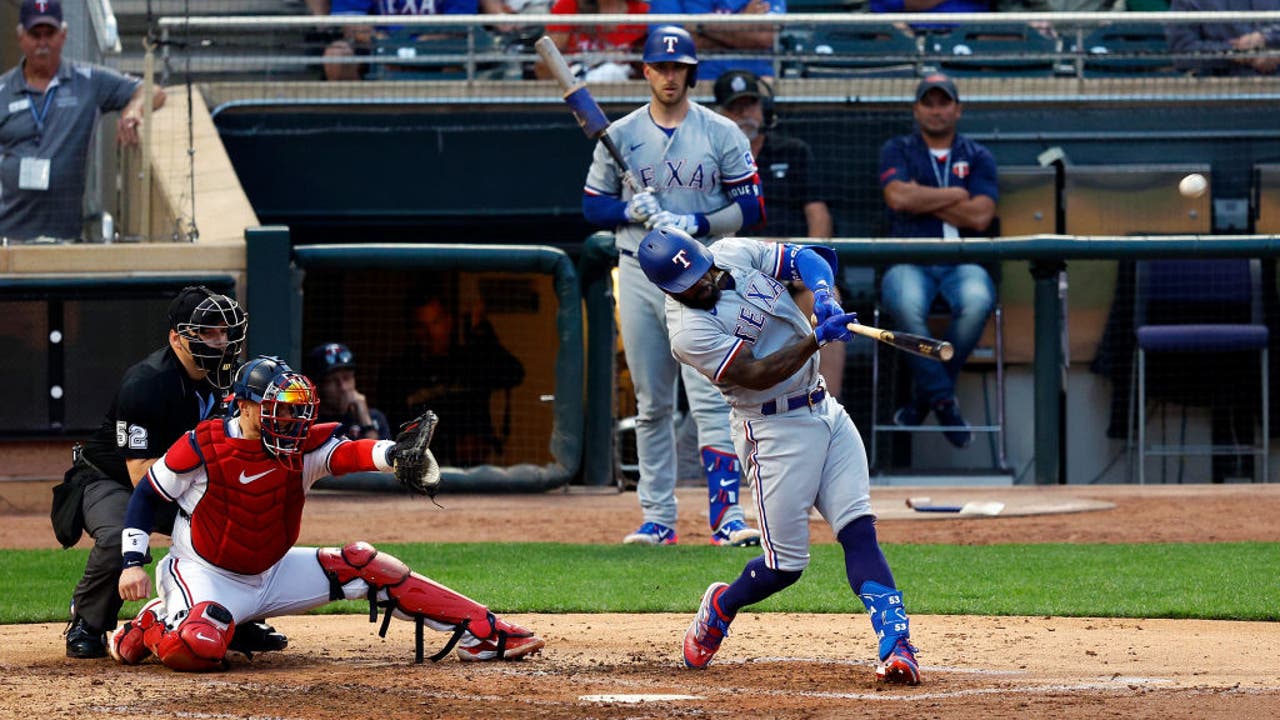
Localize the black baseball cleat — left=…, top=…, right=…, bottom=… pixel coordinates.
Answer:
left=226, top=620, right=289, bottom=659
left=65, top=617, right=108, bottom=659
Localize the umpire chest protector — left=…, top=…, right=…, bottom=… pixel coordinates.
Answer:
left=179, top=420, right=333, bottom=575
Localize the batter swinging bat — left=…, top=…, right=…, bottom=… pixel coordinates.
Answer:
left=811, top=314, right=954, bottom=362
left=535, top=35, right=644, bottom=193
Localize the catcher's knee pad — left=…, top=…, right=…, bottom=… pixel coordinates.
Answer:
left=858, top=580, right=910, bottom=661
left=702, top=447, right=741, bottom=530
left=109, top=598, right=164, bottom=665
left=317, top=541, right=495, bottom=637
left=154, top=601, right=236, bottom=672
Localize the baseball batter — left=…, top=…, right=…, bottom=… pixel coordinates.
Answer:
left=636, top=226, right=921, bottom=685
left=110, top=357, right=543, bottom=671
left=582, top=25, right=765, bottom=546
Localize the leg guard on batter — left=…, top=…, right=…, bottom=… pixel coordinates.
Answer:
left=150, top=601, right=236, bottom=673
left=317, top=541, right=543, bottom=663
left=858, top=580, right=911, bottom=661
left=702, top=447, right=741, bottom=531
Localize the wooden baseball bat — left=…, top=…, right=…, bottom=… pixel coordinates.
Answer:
left=848, top=323, right=954, bottom=362
left=811, top=313, right=954, bottom=362
left=534, top=36, right=643, bottom=193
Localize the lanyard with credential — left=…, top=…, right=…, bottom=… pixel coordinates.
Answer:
left=929, top=149, right=952, bottom=189
left=28, top=85, right=57, bottom=143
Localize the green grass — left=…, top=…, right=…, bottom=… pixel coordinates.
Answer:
left=5, top=542, right=1278, bottom=625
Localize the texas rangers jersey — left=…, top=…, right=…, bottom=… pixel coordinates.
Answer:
left=666, top=237, right=821, bottom=408
left=584, top=101, right=757, bottom=254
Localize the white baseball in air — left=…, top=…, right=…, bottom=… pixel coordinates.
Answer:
left=1178, top=173, right=1208, bottom=198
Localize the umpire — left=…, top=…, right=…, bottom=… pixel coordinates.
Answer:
left=53, top=286, right=284, bottom=658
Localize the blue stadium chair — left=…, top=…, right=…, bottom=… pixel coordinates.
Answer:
left=1073, top=23, right=1178, bottom=77
left=787, top=25, right=923, bottom=79
left=368, top=28, right=503, bottom=81
left=925, top=24, right=1060, bottom=77
left=1129, top=259, right=1270, bottom=483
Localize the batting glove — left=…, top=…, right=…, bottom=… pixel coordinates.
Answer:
left=645, top=211, right=699, bottom=236
left=811, top=285, right=844, bottom=325
left=815, top=311, right=859, bottom=346
left=625, top=190, right=660, bottom=224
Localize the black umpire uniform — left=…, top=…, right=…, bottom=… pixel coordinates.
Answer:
left=55, top=287, right=284, bottom=659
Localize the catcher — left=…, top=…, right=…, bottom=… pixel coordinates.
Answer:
left=109, top=356, right=543, bottom=672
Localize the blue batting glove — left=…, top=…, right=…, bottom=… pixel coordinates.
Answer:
left=815, top=311, right=859, bottom=346
left=811, top=285, right=844, bottom=325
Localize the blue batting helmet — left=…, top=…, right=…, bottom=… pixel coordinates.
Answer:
left=638, top=226, right=713, bottom=294
left=643, top=25, right=698, bottom=87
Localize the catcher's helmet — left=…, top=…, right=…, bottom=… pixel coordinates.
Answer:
left=638, top=226, right=713, bottom=294
left=169, top=286, right=247, bottom=390
left=231, top=356, right=319, bottom=471
left=643, top=25, right=698, bottom=87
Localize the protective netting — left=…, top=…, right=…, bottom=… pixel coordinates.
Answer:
left=300, top=268, right=558, bottom=470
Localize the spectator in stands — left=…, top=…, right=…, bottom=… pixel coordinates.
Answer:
left=376, top=292, right=525, bottom=466
left=304, top=342, right=392, bottom=441
left=319, top=0, right=512, bottom=81
left=0, top=0, right=166, bottom=242
left=649, top=0, right=783, bottom=82
left=534, top=0, right=649, bottom=82
left=1166, top=0, right=1280, bottom=76
left=713, top=69, right=843, bottom=397
left=997, top=0, right=1125, bottom=11
left=877, top=73, right=997, bottom=449
left=870, top=0, right=989, bottom=33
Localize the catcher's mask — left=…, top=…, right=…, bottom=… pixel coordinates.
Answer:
left=170, top=286, right=247, bottom=390
left=232, top=356, right=319, bottom=471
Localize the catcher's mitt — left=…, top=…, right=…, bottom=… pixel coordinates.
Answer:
left=390, top=410, right=441, bottom=499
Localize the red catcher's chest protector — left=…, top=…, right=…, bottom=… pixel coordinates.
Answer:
left=187, top=419, right=306, bottom=575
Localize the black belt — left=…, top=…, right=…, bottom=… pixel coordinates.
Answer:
left=760, top=386, right=826, bottom=416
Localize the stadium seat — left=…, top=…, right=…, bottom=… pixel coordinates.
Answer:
left=368, top=28, right=504, bottom=81
left=1129, top=259, right=1270, bottom=483
left=787, top=25, right=923, bottom=79
left=925, top=24, right=1060, bottom=77
left=1073, top=23, right=1178, bottom=77
left=869, top=273, right=1009, bottom=476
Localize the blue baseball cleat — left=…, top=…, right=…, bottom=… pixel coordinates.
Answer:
left=876, top=637, right=922, bottom=685
left=623, top=521, right=677, bottom=545
left=710, top=519, right=761, bottom=547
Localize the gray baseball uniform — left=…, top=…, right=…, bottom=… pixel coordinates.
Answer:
left=584, top=101, right=758, bottom=531
left=666, top=238, right=873, bottom=570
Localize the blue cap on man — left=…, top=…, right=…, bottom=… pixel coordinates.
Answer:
left=638, top=226, right=714, bottom=294
left=642, top=25, right=699, bottom=87
left=20, top=0, right=63, bottom=31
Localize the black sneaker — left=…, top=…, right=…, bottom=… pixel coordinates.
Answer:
left=65, top=617, right=107, bottom=659
left=227, top=620, right=289, bottom=658
left=933, top=397, right=973, bottom=448
left=893, top=399, right=930, bottom=427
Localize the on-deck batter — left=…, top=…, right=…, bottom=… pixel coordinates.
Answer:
left=582, top=25, right=766, bottom=546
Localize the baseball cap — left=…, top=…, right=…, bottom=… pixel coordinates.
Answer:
left=304, top=342, right=355, bottom=380
left=167, top=286, right=218, bottom=331
left=20, top=0, right=63, bottom=31
left=915, top=73, right=959, bottom=103
left=713, top=70, right=763, bottom=108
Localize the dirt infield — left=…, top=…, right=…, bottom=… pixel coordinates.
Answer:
left=2, top=481, right=1278, bottom=719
